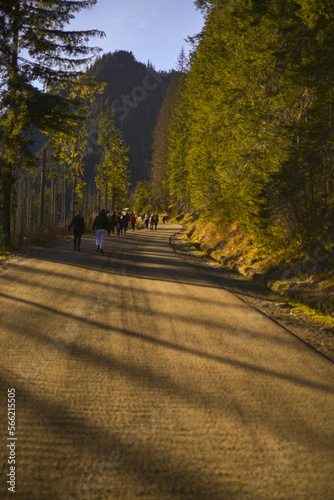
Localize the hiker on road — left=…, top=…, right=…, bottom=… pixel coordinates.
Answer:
left=68, top=210, right=85, bottom=251
left=93, top=209, right=109, bottom=253
left=153, top=214, right=159, bottom=230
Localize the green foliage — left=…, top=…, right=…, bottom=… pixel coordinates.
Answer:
left=0, top=0, right=104, bottom=247
left=151, top=75, right=182, bottom=211
left=164, top=0, right=334, bottom=255
left=133, top=180, right=152, bottom=215
left=48, top=75, right=105, bottom=206
left=95, top=107, right=130, bottom=211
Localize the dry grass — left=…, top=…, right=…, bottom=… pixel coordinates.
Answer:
left=179, top=215, right=334, bottom=318
left=15, top=225, right=70, bottom=248
left=0, top=224, right=70, bottom=256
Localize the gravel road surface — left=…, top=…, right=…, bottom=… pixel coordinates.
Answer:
left=0, top=224, right=333, bottom=499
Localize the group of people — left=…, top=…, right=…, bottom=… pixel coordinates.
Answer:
left=104, top=211, right=137, bottom=237
left=143, top=213, right=159, bottom=231
left=67, top=209, right=147, bottom=253
left=92, top=210, right=138, bottom=252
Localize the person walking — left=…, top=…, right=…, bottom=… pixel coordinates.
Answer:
left=107, top=211, right=112, bottom=237
left=115, top=215, right=122, bottom=238
left=130, top=214, right=136, bottom=230
left=123, top=212, right=130, bottom=232
left=93, top=209, right=109, bottom=253
left=68, top=210, right=85, bottom=251
left=110, top=212, right=117, bottom=234
left=154, top=213, right=159, bottom=231
left=144, top=214, right=150, bottom=230
left=121, top=213, right=128, bottom=235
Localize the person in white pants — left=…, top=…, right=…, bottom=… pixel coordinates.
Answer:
left=92, top=209, right=109, bottom=253
left=96, top=228, right=105, bottom=253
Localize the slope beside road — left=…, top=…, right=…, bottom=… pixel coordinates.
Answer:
left=0, top=224, right=333, bottom=499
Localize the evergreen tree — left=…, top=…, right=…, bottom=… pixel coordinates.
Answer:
left=133, top=180, right=152, bottom=215
left=166, top=0, right=334, bottom=251
left=151, top=75, right=182, bottom=211
left=48, top=75, right=104, bottom=221
left=95, top=107, right=130, bottom=211
left=0, top=0, right=104, bottom=248
left=175, top=46, right=189, bottom=73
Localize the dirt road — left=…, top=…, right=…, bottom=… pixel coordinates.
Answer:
left=1, top=224, right=333, bottom=499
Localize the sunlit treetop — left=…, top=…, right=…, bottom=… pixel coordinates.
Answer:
left=0, top=0, right=105, bottom=90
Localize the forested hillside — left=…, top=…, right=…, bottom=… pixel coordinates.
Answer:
left=151, top=0, right=334, bottom=260
left=0, top=42, right=176, bottom=249
left=86, top=50, right=176, bottom=186
left=3, top=0, right=334, bottom=279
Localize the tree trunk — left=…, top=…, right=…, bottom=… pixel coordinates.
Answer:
left=62, top=164, right=66, bottom=226
left=111, top=189, right=115, bottom=211
left=27, top=177, right=32, bottom=236
left=39, top=149, right=46, bottom=227
left=17, top=176, right=24, bottom=246
left=72, top=173, right=76, bottom=219
left=1, top=167, right=12, bottom=250
left=50, top=178, right=55, bottom=226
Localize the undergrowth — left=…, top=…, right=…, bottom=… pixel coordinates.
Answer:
left=175, top=213, right=334, bottom=319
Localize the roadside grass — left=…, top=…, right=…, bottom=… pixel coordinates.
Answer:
left=0, top=250, right=12, bottom=261
left=174, top=213, right=334, bottom=323
left=0, top=225, right=71, bottom=262
left=290, top=301, right=334, bottom=326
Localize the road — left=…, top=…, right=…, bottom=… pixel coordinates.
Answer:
left=0, top=223, right=333, bottom=500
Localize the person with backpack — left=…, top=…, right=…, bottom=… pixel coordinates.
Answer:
left=131, top=214, right=136, bottom=230
left=115, top=215, right=122, bottom=238
left=153, top=213, right=159, bottom=231
left=68, top=209, right=85, bottom=251
left=121, top=213, right=128, bottom=235
left=93, top=209, right=109, bottom=253
left=150, top=214, right=154, bottom=230
left=123, top=212, right=130, bottom=232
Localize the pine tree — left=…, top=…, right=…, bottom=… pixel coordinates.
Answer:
left=133, top=180, right=152, bottom=215
left=175, top=47, right=189, bottom=73
left=48, top=75, right=104, bottom=222
left=0, top=0, right=104, bottom=248
left=166, top=0, right=334, bottom=250
left=95, top=108, right=130, bottom=212
left=151, top=75, right=182, bottom=211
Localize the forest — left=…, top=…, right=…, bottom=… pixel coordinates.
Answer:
left=151, top=0, right=334, bottom=265
left=2, top=0, right=334, bottom=276
left=0, top=1, right=172, bottom=250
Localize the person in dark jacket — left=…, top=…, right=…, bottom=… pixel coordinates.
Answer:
left=93, top=209, right=108, bottom=253
left=121, top=213, right=128, bottom=235
left=110, top=211, right=117, bottom=234
left=130, top=214, right=136, bottom=230
left=68, top=210, right=85, bottom=251
left=150, top=214, right=154, bottom=230
left=115, top=215, right=122, bottom=238
left=153, top=213, right=159, bottom=230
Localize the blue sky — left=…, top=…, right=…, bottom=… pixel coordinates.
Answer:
left=69, top=0, right=205, bottom=71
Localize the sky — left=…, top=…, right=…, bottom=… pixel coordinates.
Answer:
left=69, top=0, right=205, bottom=71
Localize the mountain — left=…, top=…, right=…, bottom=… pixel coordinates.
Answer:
left=85, top=50, right=177, bottom=188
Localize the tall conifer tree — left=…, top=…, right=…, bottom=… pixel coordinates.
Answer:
left=151, top=76, right=182, bottom=211
left=95, top=107, right=130, bottom=212
left=166, top=0, right=334, bottom=250
left=0, top=0, right=104, bottom=248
